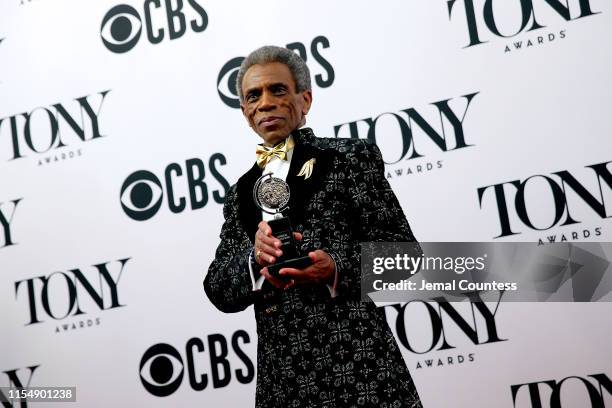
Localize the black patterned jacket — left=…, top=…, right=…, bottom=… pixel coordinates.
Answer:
left=204, top=128, right=422, bottom=408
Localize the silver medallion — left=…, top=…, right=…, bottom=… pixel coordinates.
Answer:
left=253, top=173, right=290, bottom=214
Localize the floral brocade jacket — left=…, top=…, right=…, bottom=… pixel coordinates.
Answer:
left=204, top=128, right=422, bottom=408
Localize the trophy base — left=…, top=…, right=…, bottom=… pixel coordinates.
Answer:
left=268, top=256, right=313, bottom=279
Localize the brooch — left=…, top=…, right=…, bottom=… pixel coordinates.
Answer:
left=297, top=158, right=316, bottom=180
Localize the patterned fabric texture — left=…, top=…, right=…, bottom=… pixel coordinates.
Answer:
left=204, top=128, right=423, bottom=407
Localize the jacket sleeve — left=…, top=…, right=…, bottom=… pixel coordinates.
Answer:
left=204, top=184, right=257, bottom=313
left=328, top=141, right=422, bottom=299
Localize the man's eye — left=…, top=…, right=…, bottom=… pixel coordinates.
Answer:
left=247, top=94, right=259, bottom=102
left=273, top=88, right=286, bottom=95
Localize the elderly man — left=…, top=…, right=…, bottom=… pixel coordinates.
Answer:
left=204, top=45, right=422, bottom=407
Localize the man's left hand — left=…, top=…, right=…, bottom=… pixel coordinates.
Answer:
left=277, top=250, right=335, bottom=289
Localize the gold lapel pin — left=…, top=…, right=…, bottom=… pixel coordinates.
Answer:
left=297, top=158, right=316, bottom=180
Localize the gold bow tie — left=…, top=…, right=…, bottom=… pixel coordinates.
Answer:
left=255, top=137, right=295, bottom=169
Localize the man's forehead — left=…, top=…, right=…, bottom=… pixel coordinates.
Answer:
left=242, top=62, right=295, bottom=89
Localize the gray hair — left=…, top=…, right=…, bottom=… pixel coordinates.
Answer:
left=236, top=45, right=311, bottom=103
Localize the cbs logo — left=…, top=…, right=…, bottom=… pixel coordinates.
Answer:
left=217, top=35, right=335, bottom=108
left=120, top=155, right=229, bottom=221
left=139, top=332, right=254, bottom=397
left=100, top=0, right=208, bottom=54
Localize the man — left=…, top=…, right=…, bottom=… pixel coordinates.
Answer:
left=204, top=45, right=422, bottom=407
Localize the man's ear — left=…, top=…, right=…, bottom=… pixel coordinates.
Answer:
left=301, top=90, right=313, bottom=115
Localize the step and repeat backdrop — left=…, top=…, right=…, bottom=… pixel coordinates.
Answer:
left=1, top=0, right=611, bottom=407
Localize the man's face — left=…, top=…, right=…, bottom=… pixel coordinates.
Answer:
left=240, top=62, right=312, bottom=146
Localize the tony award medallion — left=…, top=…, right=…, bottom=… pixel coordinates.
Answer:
left=253, top=173, right=312, bottom=278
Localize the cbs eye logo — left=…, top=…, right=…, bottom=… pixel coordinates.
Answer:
left=139, top=343, right=184, bottom=397
left=100, top=1, right=208, bottom=54
left=100, top=5, right=142, bottom=54
left=216, top=57, right=244, bottom=109
left=217, top=35, right=335, bottom=108
left=120, top=170, right=163, bottom=221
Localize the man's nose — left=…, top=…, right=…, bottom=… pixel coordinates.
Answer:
left=258, top=91, right=276, bottom=111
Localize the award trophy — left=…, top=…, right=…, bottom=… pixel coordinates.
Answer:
left=253, top=173, right=312, bottom=278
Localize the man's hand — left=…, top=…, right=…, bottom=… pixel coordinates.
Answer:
left=275, top=250, right=335, bottom=290
left=254, top=220, right=282, bottom=266
left=254, top=220, right=302, bottom=289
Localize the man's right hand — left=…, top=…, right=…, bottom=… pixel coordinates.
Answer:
left=254, top=220, right=282, bottom=266
left=254, top=220, right=302, bottom=289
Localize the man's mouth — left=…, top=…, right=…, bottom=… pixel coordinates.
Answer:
left=259, top=116, right=283, bottom=126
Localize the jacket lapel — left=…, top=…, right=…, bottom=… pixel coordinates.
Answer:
left=285, top=128, right=330, bottom=223
left=236, top=162, right=263, bottom=244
